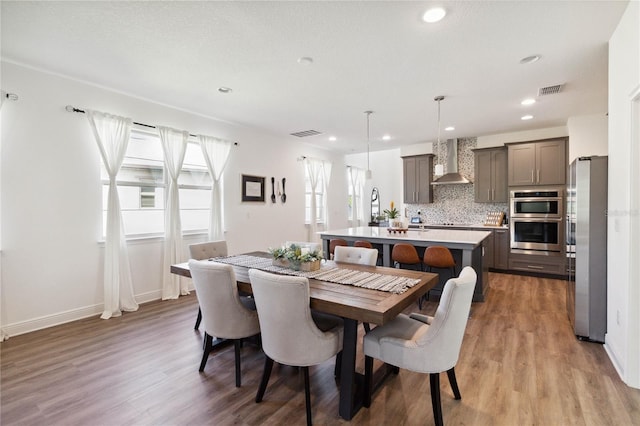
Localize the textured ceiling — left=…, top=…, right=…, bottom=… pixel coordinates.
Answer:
left=0, top=1, right=629, bottom=153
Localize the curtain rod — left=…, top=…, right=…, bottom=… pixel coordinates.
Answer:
left=65, top=105, right=238, bottom=145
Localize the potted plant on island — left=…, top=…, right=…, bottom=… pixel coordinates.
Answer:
left=384, top=201, right=404, bottom=228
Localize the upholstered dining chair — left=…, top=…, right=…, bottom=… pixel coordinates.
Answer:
left=188, top=240, right=228, bottom=330
left=333, top=245, right=378, bottom=333
left=188, top=260, right=260, bottom=387
left=333, top=246, right=378, bottom=266
left=363, top=266, right=477, bottom=426
left=248, top=269, right=343, bottom=426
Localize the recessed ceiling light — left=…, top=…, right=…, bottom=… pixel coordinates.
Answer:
left=519, top=55, right=540, bottom=64
left=328, top=136, right=337, bottom=142
left=382, top=134, right=391, bottom=141
left=422, top=7, right=446, bottom=23
left=445, top=126, right=455, bottom=131
left=521, top=115, right=534, bottom=120
left=297, top=56, right=314, bottom=65
left=521, top=98, right=536, bottom=106
left=218, top=87, right=232, bottom=94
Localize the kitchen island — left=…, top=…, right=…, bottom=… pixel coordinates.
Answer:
left=319, top=226, right=491, bottom=301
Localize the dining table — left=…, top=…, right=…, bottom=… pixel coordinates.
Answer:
left=171, top=251, right=438, bottom=420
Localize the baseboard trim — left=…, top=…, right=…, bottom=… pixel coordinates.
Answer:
left=1, top=289, right=165, bottom=340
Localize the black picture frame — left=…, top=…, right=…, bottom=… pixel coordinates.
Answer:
left=241, top=174, right=265, bottom=202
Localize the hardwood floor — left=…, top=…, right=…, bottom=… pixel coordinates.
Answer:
left=2, top=272, right=640, bottom=425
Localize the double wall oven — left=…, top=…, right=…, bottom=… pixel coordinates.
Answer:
left=510, top=187, right=564, bottom=253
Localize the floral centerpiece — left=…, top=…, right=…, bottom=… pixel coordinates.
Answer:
left=384, top=201, right=404, bottom=228
left=269, top=243, right=323, bottom=271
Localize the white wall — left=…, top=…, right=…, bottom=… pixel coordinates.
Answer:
left=476, top=126, right=568, bottom=148
left=567, top=114, right=609, bottom=162
left=0, top=61, right=346, bottom=336
left=605, top=0, right=640, bottom=388
left=344, top=148, right=403, bottom=222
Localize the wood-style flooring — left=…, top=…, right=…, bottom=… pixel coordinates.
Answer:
left=2, top=272, right=640, bottom=425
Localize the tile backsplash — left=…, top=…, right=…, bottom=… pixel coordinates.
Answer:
left=404, top=137, right=509, bottom=225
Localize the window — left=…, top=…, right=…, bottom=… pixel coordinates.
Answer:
left=347, top=166, right=364, bottom=221
left=101, top=129, right=212, bottom=237
left=304, top=166, right=325, bottom=224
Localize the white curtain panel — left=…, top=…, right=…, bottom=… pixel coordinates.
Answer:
left=349, top=166, right=365, bottom=226
left=321, top=160, right=333, bottom=231
left=86, top=110, right=139, bottom=319
left=305, top=158, right=323, bottom=241
left=197, top=135, right=232, bottom=240
left=158, top=126, right=189, bottom=300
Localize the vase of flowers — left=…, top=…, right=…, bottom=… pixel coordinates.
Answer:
left=269, top=243, right=323, bottom=271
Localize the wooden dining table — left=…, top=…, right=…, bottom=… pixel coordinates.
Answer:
left=171, top=252, right=438, bottom=420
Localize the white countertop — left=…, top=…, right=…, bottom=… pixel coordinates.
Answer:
left=320, top=227, right=491, bottom=245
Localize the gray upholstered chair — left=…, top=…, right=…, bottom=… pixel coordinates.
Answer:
left=333, top=245, right=378, bottom=266
left=363, top=266, right=477, bottom=426
left=189, top=260, right=260, bottom=387
left=248, top=269, right=343, bottom=426
left=188, top=240, right=228, bottom=329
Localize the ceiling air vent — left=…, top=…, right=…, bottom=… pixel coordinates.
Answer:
left=290, top=130, right=321, bottom=138
left=538, top=84, right=564, bottom=96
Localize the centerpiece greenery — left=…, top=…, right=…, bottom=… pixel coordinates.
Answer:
left=269, top=243, right=323, bottom=271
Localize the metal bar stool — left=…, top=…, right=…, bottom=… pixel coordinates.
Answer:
left=391, top=243, right=422, bottom=271
left=420, top=246, right=457, bottom=309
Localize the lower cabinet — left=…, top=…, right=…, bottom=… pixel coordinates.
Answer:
left=508, top=252, right=566, bottom=275
left=493, top=229, right=510, bottom=270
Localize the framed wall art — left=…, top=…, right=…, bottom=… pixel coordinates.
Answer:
left=241, top=174, right=265, bottom=202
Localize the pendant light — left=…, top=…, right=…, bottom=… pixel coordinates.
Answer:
left=364, top=110, right=373, bottom=180
left=434, top=95, right=445, bottom=176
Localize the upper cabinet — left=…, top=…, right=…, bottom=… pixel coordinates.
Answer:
left=507, top=138, right=567, bottom=186
left=403, top=154, right=434, bottom=204
left=474, top=147, right=507, bottom=203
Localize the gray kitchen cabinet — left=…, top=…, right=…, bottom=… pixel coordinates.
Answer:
left=482, top=230, right=495, bottom=269
left=403, top=154, right=434, bottom=204
left=508, top=251, right=566, bottom=275
left=493, top=228, right=510, bottom=270
left=474, top=147, right=507, bottom=202
left=507, top=138, right=567, bottom=186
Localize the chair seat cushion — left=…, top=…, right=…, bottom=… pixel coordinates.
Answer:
left=363, top=313, right=429, bottom=363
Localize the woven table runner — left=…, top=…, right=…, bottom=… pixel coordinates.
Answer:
left=211, top=254, right=421, bottom=294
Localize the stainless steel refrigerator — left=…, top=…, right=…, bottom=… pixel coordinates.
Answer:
left=566, top=156, right=608, bottom=342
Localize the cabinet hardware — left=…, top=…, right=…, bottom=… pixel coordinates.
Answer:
left=537, top=169, right=540, bottom=183
left=526, top=265, right=544, bottom=270
left=531, top=170, right=534, bottom=183
left=492, top=188, right=495, bottom=200
left=488, top=189, right=491, bottom=200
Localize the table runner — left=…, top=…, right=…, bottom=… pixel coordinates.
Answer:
left=210, top=254, right=421, bottom=294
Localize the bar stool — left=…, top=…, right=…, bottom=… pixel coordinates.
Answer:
left=391, top=243, right=422, bottom=271
left=329, top=239, right=348, bottom=259
left=354, top=240, right=373, bottom=248
left=420, top=246, right=457, bottom=309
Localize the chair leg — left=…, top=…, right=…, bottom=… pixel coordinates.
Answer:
left=234, top=339, right=242, bottom=387
left=303, top=366, right=312, bottom=426
left=194, top=307, right=202, bottom=330
left=363, top=355, right=373, bottom=408
left=334, top=351, right=343, bottom=379
left=430, top=373, right=444, bottom=426
left=256, top=356, right=274, bottom=403
left=199, top=333, right=213, bottom=372
left=446, top=367, right=461, bottom=400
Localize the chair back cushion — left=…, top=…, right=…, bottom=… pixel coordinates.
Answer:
left=188, top=260, right=259, bottom=339
left=391, top=243, right=420, bottom=264
left=415, top=266, right=477, bottom=368
left=333, top=246, right=378, bottom=266
left=248, top=269, right=343, bottom=366
left=423, top=246, right=456, bottom=268
left=189, top=240, right=228, bottom=260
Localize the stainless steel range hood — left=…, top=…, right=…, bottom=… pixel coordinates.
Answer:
left=432, top=139, right=472, bottom=185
